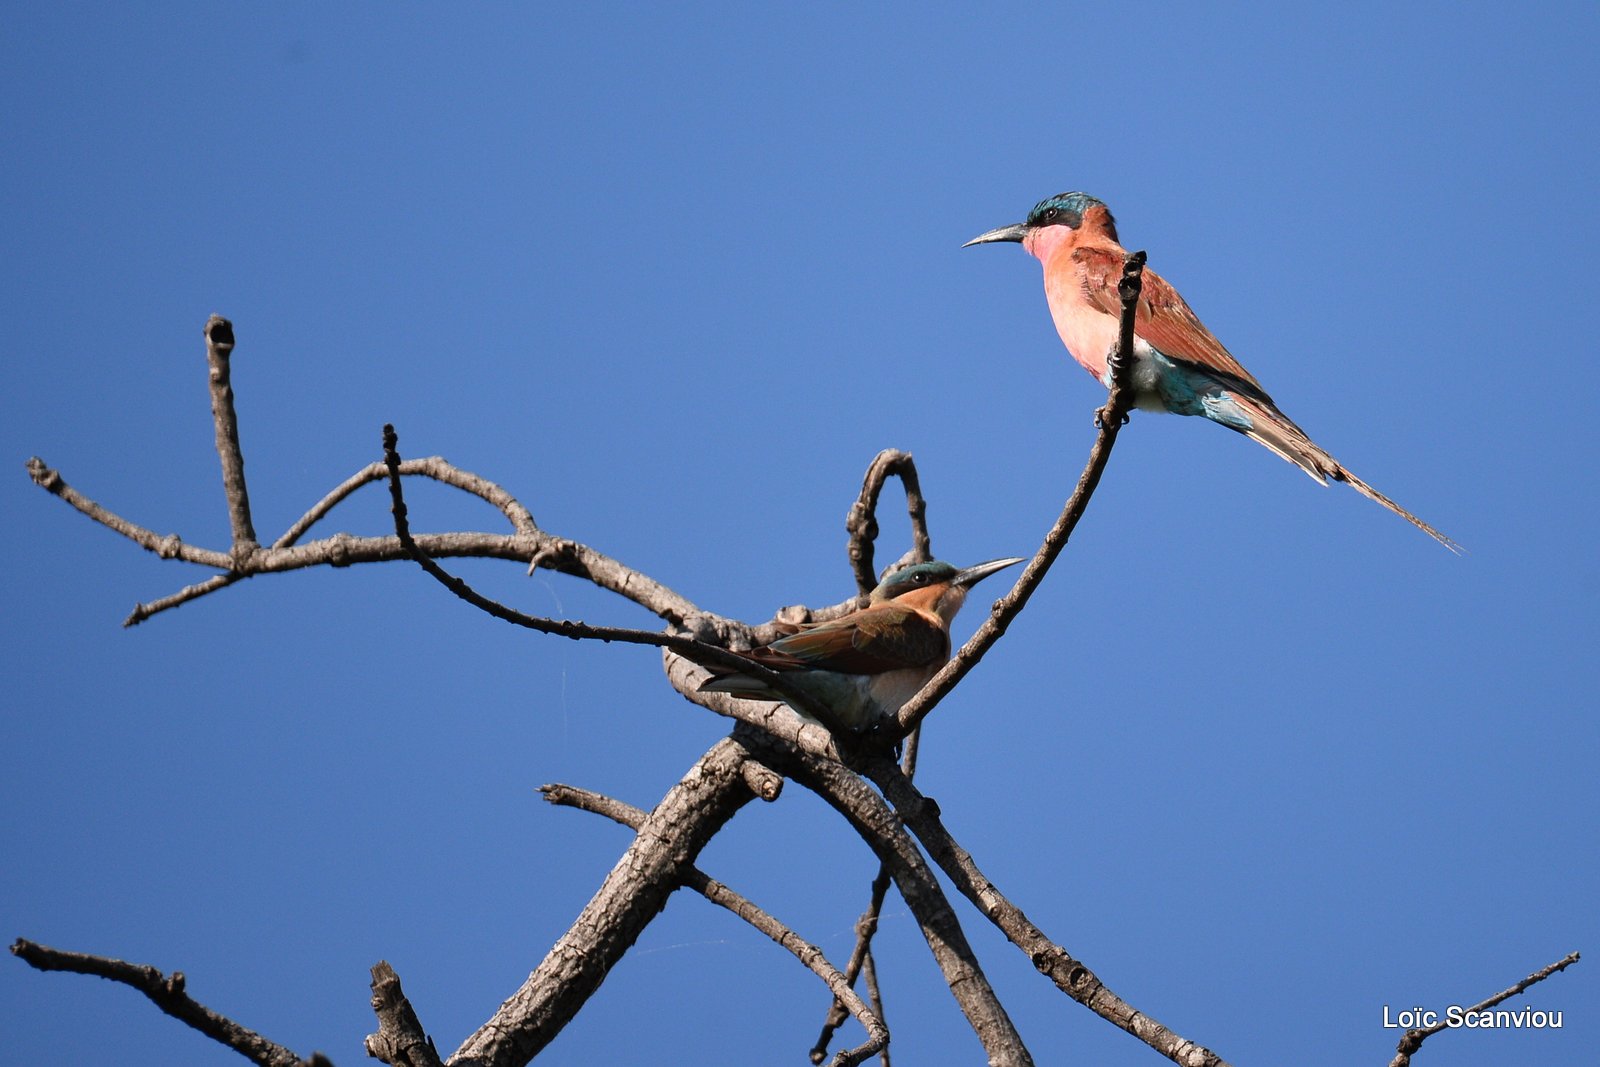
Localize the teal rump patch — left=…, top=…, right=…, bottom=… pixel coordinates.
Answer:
left=1150, top=351, right=1255, bottom=431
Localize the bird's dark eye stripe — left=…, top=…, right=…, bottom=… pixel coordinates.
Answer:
left=1027, top=202, right=1084, bottom=229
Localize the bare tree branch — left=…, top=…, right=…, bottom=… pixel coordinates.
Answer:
left=812, top=728, right=921, bottom=1064
left=540, top=782, right=888, bottom=1067
left=662, top=648, right=850, bottom=763
left=448, top=736, right=766, bottom=1066
left=204, top=315, right=260, bottom=558
left=380, top=424, right=850, bottom=734
left=27, top=315, right=720, bottom=633
left=861, top=756, right=1228, bottom=1067
left=26, top=456, right=236, bottom=570
left=365, top=961, right=445, bottom=1067
left=846, top=449, right=932, bottom=595
left=860, top=948, right=888, bottom=1067
left=112, top=455, right=538, bottom=626
left=28, top=450, right=717, bottom=633
left=20, top=306, right=1246, bottom=1067
left=739, top=727, right=1035, bottom=1067
left=1387, top=951, right=1579, bottom=1067
left=810, top=863, right=894, bottom=1066
left=10, top=938, right=329, bottom=1067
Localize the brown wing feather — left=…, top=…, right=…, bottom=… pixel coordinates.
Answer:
left=1073, top=246, right=1265, bottom=392
left=848, top=607, right=949, bottom=668
left=763, top=604, right=946, bottom=674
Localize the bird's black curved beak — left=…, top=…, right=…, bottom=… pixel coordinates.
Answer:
left=962, top=223, right=1028, bottom=247
left=952, top=557, right=1025, bottom=588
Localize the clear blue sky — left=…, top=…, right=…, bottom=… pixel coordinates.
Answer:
left=4, top=5, right=1595, bottom=1064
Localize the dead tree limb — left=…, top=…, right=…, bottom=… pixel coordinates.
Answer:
left=540, top=782, right=888, bottom=1067
left=812, top=709, right=923, bottom=1064
left=10, top=938, right=329, bottom=1067
left=739, top=726, right=1035, bottom=1067
left=862, top=756, right=1227, bottom=1067
left=17, top=290, right=1220, bottom=1067
left=845, top=448, right=932, bottom=595
left=203, top=315, right=260, bottom=559
left=447, top=736, right=765, bottom=1066
left=366, top=961, right=444, bottom=1067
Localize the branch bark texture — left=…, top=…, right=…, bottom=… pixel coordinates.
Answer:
left=862, top=757, right=1227, bottom=1067
left=739, top=727, right=1035, bottom=1067
left=540, top=782, right=887, bottom=1067
left=448, top=737, right=763, bottom=1066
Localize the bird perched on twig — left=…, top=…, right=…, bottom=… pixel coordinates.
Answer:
left=966, top=191, right=1458, bottom=552
left=694, top=557, right=1023, bottom=732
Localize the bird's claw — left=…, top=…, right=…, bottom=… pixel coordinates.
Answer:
left=1093, top=405, right=1130, bottom=429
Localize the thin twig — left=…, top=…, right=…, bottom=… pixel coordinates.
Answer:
left=203, top=315, right=259, bottom=558
left=846, top=449, right=932, bottom=595
left=10, top=938, right=327, bottom=1067
left=380, top=424, right=845, bottom=733
left=863, top=756, right=1227, bottom=1067
left=861, top=949, right=888, bottom=1067
left=26, top=457, right=233, bottom=570
left=892, top=250, right=1146, bottom=736
left=1388, top=951, right=1579, bottom=1067
left=542, top=782, right=888, bottom=1067
left=281, top=456, right=539, bottom=545
left=811, top=866, right=894, bottom=1064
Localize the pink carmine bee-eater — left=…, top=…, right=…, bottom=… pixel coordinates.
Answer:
left=966, top=191, right=1459, bottom=552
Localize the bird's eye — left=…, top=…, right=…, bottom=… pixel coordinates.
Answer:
left=1041, top=208, right=1058, bottom=223
left=912, top=573, right=927, bottom=584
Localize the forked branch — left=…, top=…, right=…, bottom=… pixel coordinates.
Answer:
left=19, top=287, right=1229, bottom=1067
left=846, top=448, right=932, bottom=595
left=448, top=737, right=766, bottom=1065
left=541, top=782, right=888, bottom=1067
left=737, top=726, right=1034, bottom=1067
left=861, top=756, right=1228, bottom=1067
left=379, top=424, right=851, bottom=746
